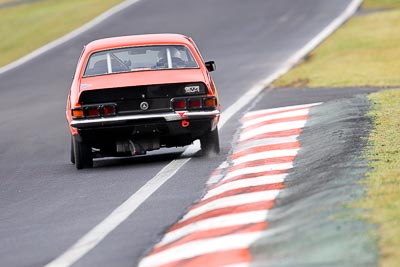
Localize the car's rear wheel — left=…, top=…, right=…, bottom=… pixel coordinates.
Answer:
left=73, top=136, right=93, bottom=169
left=200, top=127, right=220, bottom=156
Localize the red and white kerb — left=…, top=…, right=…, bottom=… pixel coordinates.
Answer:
left=139, top=103, right=321, bottom=267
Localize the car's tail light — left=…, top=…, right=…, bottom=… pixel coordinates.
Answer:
left=85, top=106, right=101, bottom=117
left=171, top=97, right=217, bottom=111
left=102, top=104, right=116, bottom=116
left=72, top=103, right=117, bottom=119
left=188, top=99, right=202, bottom=109
left=172, top=99, right=186, bottom=110
left=72, top=108, right=85, bottom=119
left=72, top=108, right=84, bottom=119
left=204, top=97, right=217, bottom=108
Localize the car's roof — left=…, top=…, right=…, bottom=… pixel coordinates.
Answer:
left=85, top=34, right=194, bottom=52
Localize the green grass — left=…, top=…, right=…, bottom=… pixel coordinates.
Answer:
left=0, top=0, right=123, bottom=67
left=356, top=89, right=400, bottom=267
left=271, top=0, right=400, bottom=266
left=364, top=0, right=400, bottom=9
left=273, top=0, right=400, bottom=88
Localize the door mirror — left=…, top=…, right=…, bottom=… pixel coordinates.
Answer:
left=205, top=61, right=216, bottom=72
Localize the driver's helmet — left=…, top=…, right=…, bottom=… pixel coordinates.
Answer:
left=157, top=47, right=183, bottom=67
left=169, top=47, right=182, bottom=59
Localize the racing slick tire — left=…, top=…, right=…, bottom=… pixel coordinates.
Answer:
left=73, top=136, right=93, bottom=169
left=200, top=127, right=220, bottom=156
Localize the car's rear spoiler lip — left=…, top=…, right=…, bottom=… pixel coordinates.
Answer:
left=70, top=110, right=220, bottom=128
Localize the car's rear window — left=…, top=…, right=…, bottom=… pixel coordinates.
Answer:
left=83, top=45, right=199, bottom=77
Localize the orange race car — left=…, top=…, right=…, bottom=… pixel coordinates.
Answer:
left=66, top=34, right=220, bottom=169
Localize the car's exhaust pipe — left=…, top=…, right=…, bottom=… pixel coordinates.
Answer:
left=116, top=140, right=143, bottom=155
left=116, top=138, right=160, bottom=155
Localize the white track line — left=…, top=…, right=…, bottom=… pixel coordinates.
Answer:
left=41, top=0, right=362, bottom=266
left=43, top=158, right=190, bottom=267
left=156, top=210, right=268, bottom=247
left=139, top=232, right=264, bottom=267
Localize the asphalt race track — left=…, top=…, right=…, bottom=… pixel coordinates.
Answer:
left=0, top=1, right=363, bottom=266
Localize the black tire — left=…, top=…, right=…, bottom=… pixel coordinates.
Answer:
left=70, top=136, right=75, bottom=164
left=73, top=136, right=93, bottom=169
left=200, top=127, right=220, bottom=156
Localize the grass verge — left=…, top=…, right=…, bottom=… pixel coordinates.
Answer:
left=356, top=89, right=400, bottom=267
left=273, top=0, right=400, bottom=88
left=0, top=0, right=123, bottom=67
left=272, top=0, right=400, bottom=266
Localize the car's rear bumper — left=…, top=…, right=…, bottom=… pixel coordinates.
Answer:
left=70, top=110, right=220, bottom=129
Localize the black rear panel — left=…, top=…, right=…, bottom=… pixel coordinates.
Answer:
left=79, top=82, right=207, bottom=114
left=79, top=82, right=206, bottom=104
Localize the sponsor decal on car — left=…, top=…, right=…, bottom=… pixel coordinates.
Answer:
left=80, top=84, right=92, bottom=89
left=184, top=86, right=200, bottom=94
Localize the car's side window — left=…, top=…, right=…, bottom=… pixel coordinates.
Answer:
left=84, top=52, right=108, bottom=76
